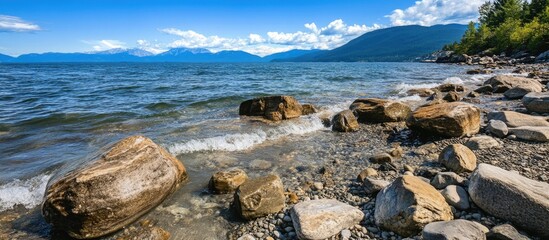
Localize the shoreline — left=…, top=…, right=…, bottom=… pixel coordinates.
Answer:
left=1, top=61, right=548, bottom=239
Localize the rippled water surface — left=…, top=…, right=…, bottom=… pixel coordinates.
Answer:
left=0, top=62, right=483, bottom=238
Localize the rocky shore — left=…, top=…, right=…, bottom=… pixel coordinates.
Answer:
left=2, top=61, right=549, bottom=240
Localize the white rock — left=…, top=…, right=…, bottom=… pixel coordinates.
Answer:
left=291, top=199, right=364, bottom=240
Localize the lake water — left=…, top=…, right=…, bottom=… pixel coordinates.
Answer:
left=0, top=62, right=486, bottom=239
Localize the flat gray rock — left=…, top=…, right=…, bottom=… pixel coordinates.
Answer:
left=487, top=224, right=531, bottom=240
left=291, top=199, right=364, bottom=240
left=465, top=136, right=501, bottom=150
left=509, top=126, right=549, bottom=142
left=422, top=220, right=487, bottom=240
left=487, top=111, right=549, bottom=128
left=469, top=164, right=549, bottom=238
left=523, top=92, right=549, bottom=113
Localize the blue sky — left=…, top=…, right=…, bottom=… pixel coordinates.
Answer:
left=0, top=0, right=488, bottom=56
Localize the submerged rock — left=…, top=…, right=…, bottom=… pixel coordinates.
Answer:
left=350, top=98, right=411, bottom=123
left=522, top=92, right=549, bottom=113
left=375, top=175, right=453, bottom=237
left=239, top=96, right=303, bottom=121
left=209, top=168, right=248, bottom=194
left=301, top=104, right=318, bottom=115
left=469, top=164, right=549, bottom=238
left=407, top=102, right=481, bottom=137
left=291, top=199, right=364, bottom=240
left=422, top=220, right=487, bottom=240
left=331, top=110, right=359, bottom=132
left=232, top=174, right=285, bottom=220
left=42, top=136, right=188, bottom=239
left=439, top=144, right=477, bottom=173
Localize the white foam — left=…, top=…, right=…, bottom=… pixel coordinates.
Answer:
left=168, top=104, right=348, bottom=155
left=390, top=94, right=422, bottom=102
left=0, top=173, right=52, bottom=212
left=169, top=116, right=326, bottom=154
left=443, top=76, right=465, bottom=85
left=395, top=82, right=439, bottom=95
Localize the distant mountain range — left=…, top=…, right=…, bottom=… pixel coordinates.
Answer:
left=276, top=24, right=469, bottom=62
left=0, top=24, right=467, bottom=63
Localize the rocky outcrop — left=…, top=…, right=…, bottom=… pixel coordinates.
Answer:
left=522, top=92, right=549, bottom=113
left=239, top=96, right=303, bottom=121
left=443, top=91, right=462, bottom=102
left=232, top=175, right=285, bottom=220
left=439, top=144, right=477, bottom=173
left=350, top=98, right=411, bottom=123
left=422, top=220, right=488, bottom=240
left=469, top=164, right=549, bottom=238
left=209, top=168, right=248, bottom=194
left=407, top=102, right=481, bottom=137
left=301, top=104, right=318, bottom=115
left=375, top=175, right=453, bottom=237
left=437, top=83, right=465, bottom=92
left=509, top=126, right=549, bottom=142
left=487, top=111, right=549, bottom=128
left=332, top=110, right=359, bottom=132
left=42, top=136, right=188, bottom=239
left=484, top=75, right=543, bottom=93
left=291, top=199, right=364, bottom=240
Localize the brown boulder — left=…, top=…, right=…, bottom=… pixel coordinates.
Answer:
left=375, top=175, right=453, bottom=236
left=232, top=175, right=285, bottom=220
left=350, top=98, right=411, bottom=123
left=209, top=168, right=248, bottom=194
left=239, top=96, right=303, bottom=121
left=437, top=83, right=465, bottom=92
left=484, top=75, right=543, bottom=93
left=439, top=144, right=477, bottom=173
left=301, top=104, right=318, bottom=115
left=42, top=136, right=188, bottom=239
left=406, top=102, right=481, bottom=137
left=331, top=110, right=359, bottom=132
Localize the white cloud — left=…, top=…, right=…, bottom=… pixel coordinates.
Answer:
left=0, top=15, right=41, bottom=32
left=136, top=39, right=166, bottom=54
left=82, top=40, right=127, bottom=51
left=161, top=19, right=381, bottom=56
left=387, top=0, right=487, bottom=26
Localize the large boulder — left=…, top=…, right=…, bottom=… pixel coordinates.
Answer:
left=504, top=85, right=541, bottom=100
left=350, top=98, right=411, bottom=123
left=422, top=220, right=488, bottom=240
left=407, top=102, right=481, bottom=137
left=509, top=126, right=549, bottom=142
left=42, top=136, right=188, bottom=239
left=209, top=168, right=248, bottom=194
left=331, top=110, right=359, bottom=132
left=239, top=96, right=303, bottom=121
left=375, top=175, right=453, bottom=237
left=439, top=144, right=477, bottom=173
left=487, top=111, right=549, bottom=128
left=291, top=199, right=364, bottom=240
left=469, top=164, right=549, bottom=238
left=484, top=75, right=543, bottom=93
left=232, top=174, right=285, bottom=220
left=522, top=92, right=549, bottom=113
